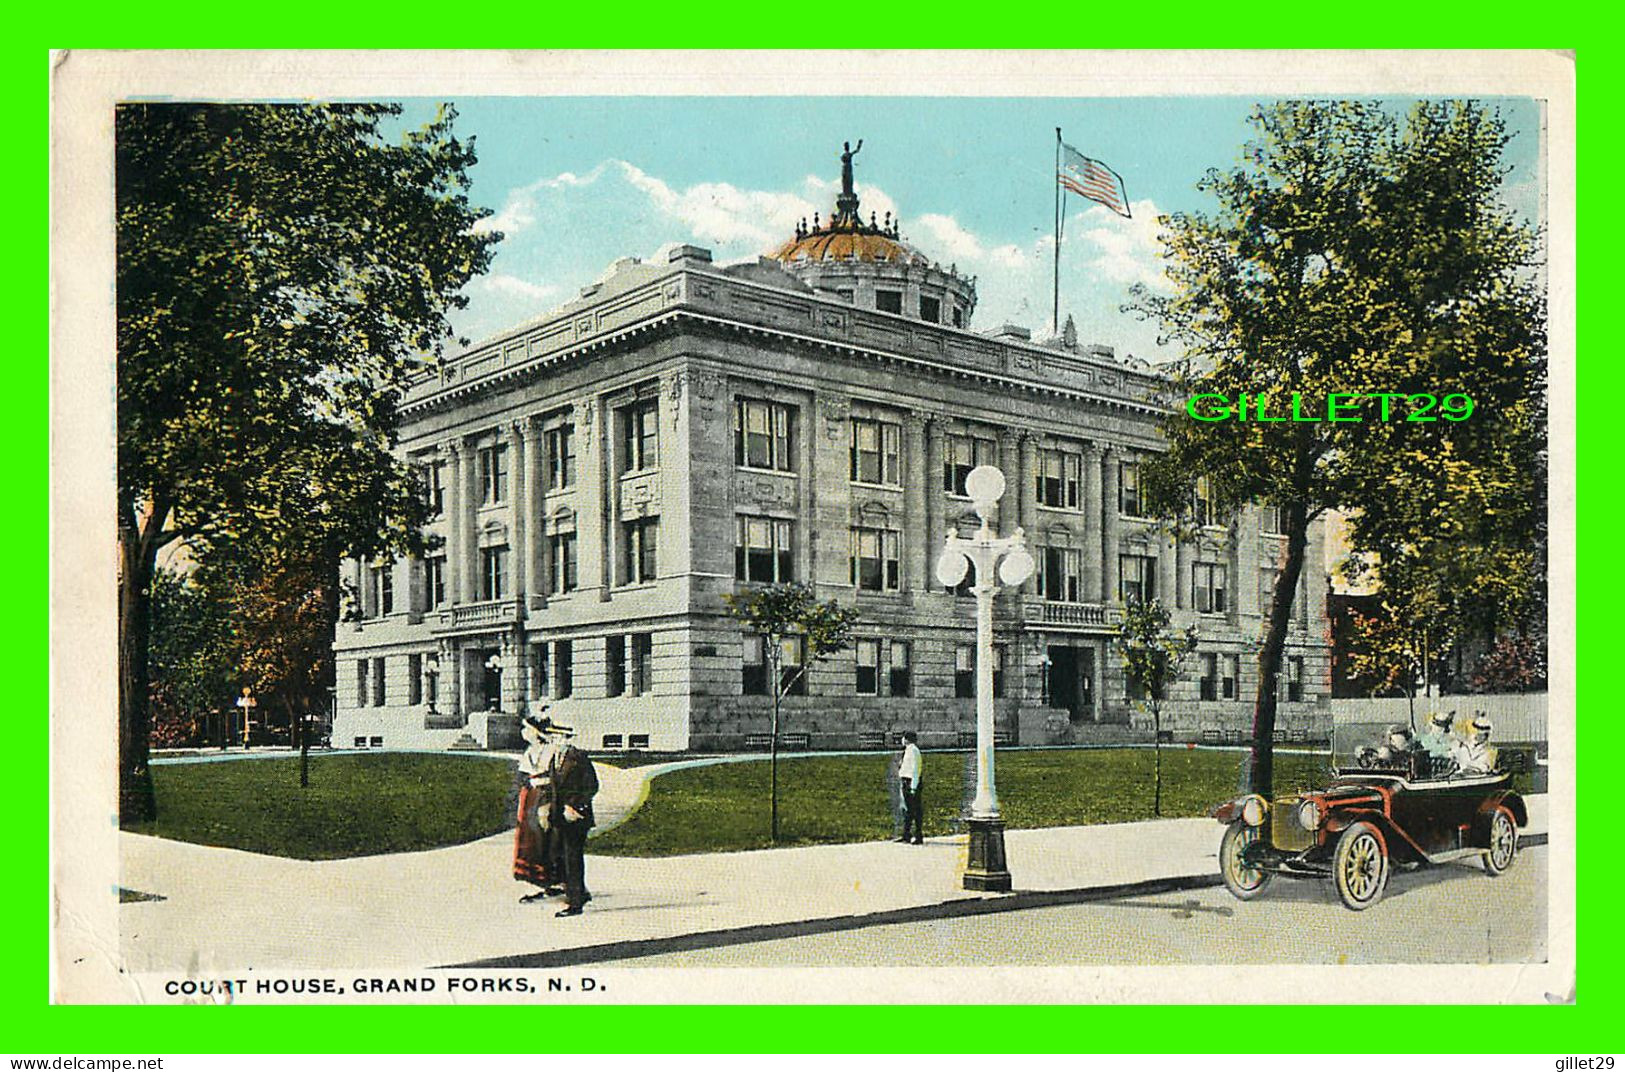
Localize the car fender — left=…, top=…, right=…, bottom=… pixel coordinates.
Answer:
left=1323, top=808, right=1426, bottom=864
left=1476, top=791, right=1527, bottom=839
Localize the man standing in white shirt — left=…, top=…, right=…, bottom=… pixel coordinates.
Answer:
left=897, top=731, right=924, bottom=845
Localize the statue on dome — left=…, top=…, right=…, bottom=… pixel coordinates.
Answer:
left=840, top=140, right=863, bottom=197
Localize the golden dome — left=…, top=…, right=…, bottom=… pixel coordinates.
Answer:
left=770, top=228, right=926, bottom=266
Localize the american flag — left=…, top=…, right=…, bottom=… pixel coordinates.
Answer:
left=1058, top=142, right=1131, bottom=219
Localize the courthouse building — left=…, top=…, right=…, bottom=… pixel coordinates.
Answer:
left=331, top=150, right=1333, bottom=752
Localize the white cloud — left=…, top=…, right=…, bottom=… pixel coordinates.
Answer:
left=471, top=273, right=559, bottom=304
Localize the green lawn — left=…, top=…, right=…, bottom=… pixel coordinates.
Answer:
left=590, top=746, right=1333, bottom=857
left=123, top=753, right=518, bottom=860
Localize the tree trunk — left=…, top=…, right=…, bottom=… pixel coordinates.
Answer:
left=117, top=524, right=159, bottom=824
left=1152, top=701, right=1162, bottom=817
left=1250, top=500, right=1310, bottom=800
left=768, top=647, right=781, bottom=844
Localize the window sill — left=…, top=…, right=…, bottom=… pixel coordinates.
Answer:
left=738, top=465, right=798, bottom=479
left=620, top=467, right=659, bottom=480
left=1035, top=503, right=1084, bottom=514
left=851, top=480, right=904, bottom=493
left=613, top=581, right=660, bottom=592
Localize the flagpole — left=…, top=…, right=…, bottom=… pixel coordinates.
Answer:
left=1053, top=127, right=1063, bottom=338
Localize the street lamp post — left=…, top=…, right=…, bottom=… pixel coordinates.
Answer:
left=935, top=465, right=1035, bottom=892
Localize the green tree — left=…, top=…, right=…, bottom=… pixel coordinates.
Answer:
left=723, top=583, right=858, bottom=841
left=1114, top=598, right=1198, bottom=816
left=117, top=103, right=500, bottom=821
left=1133, top=100, right=1545, bottom=798
left=147, top=565, right=234, bottom=748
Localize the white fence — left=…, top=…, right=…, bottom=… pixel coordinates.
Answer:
left=1329, top=692, right=1548, bottom=743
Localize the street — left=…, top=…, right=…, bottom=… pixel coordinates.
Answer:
left=594, top=846, right=1547, bottom=967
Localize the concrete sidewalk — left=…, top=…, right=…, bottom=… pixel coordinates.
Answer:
left=118, top=795, right=1548, bottom=975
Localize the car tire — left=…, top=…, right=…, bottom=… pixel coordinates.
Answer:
left=1333, top=820, right=1389, bottom=911
left=1482, top=805, right=1518, bottom=876
left=1219, top=820, right=1272, bottom=901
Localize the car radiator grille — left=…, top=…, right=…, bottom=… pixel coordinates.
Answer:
left=1270, top=799, right=1314, bottom=852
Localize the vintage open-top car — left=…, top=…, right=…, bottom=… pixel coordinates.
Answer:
left=1213, top=722, right=1527, bottom=911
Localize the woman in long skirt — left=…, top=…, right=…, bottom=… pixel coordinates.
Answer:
left=514, top=714, right=557, bottom=901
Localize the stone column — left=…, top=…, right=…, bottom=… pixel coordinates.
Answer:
left=1239, top=506, right=1261, bottom=619
left=660, top=370, right=692, bottom=591
left=1159, top=531, right=1178, bottom=610
left=1018, top=431, right=1039, bottom=536
left=461, top=438, right=480, bottom=601
left=1100, top=448, right=1119, bottom=603
left=1175, top=530, right=1192, bottom=611
left=924, top=416, right=944, bottom=575
left=1081, top=443, right=1101, bottom=603
left=1306, top=515, right=1328, bottom=641
left=572, top=397, right=606, bottom=597
left=442, top=638, right=462, bottom=718
left=600, top=395, right=617, bottom=599
left=527, top=416, right=547, bottom=609
left=440, top=443, right=462, bottom=604
left=905, top=412, right=928, bottom=591
left=509, top=420, right=529, bottom=602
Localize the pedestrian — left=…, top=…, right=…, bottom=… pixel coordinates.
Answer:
left=544, top=720, right=599, bottom=917
left=896, top=731, right=924, bottom=845
left=513, top=712, right=560, bottom=902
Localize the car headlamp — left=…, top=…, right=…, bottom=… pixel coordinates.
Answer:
left=1297, top=798, right=1321, bottom=831
left=1240, top=795, right=1267, bottom=827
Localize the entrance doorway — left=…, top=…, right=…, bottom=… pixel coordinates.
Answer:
left=470, top=648, right=501, bottom=712
left=1047, top=644, right=1095, bottom=722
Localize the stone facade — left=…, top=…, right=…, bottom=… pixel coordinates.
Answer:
left=332, top=236, right=1333, bottom=753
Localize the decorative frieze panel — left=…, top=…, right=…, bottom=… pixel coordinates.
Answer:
left=619, top=475, right=661, bottom=518
left=735, top=473, right=799, bottom=509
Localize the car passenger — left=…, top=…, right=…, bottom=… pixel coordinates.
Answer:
left=1452, top=717, right=1498, bottom=775
left=1375, top=724, right=1426, bottom=780
left=1419, top=710, right=1457, bottom=758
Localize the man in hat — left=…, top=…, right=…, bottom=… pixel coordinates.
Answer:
left=895, top=731, right=924, bottom=845
left=1375, top=724, right=1425, bottom=779
left=1453, top=716, right=1498, bottom=775
left=543, top=719, right=599, bottom=917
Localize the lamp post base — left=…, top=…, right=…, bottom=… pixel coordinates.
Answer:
left=962, top=817, right=1012, bottom=892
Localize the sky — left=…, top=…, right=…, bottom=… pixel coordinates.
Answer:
left=414, top=96, right=1545, bottom=363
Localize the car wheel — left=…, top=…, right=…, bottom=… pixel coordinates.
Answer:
left=1220, top=820, right=1272, bottom=900
left=1483, top=806, right=1518, bottom=876
left=1333, top=821, right=1389, bottom=911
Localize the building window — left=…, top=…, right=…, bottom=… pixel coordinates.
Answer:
left=426, top=659, right=438, bottom=708
left=1193, top=562, right=1228, bottom=614
left=735, top=399, right=795, bottom=472
left=1261, top=504, right=1285, bottom=536
left=479, top=444, right=509, bottom=505
left=1286, top=655, right=1304, bottom=702
left=951, top=305, right=965, bottom=328
left=742, top=634, right=767, bottom=696
left=606, top=635, right=626, bottom=698
left=993, top=645, right=1006, bottom=698
left=876, top=289, right=903, bottom=314
left=425, top=556, right=446, bottom=609
left=480, top=546, right=508, bottom=601
left=780, top=635, right=806, bottom=696
left=850, top=526, right=901, bottom=591
left=945, top=433, right=997, bottom=496
left=620, top=400, right=659, bottom=473
left=890, top=641, right=912, bottom=697
left=1119, top=461, right=1145, bottom=517
left=1037, top=449, right=1082, bottom=509
left=370, top=565, right=393, bottom=616
left=427, top=462, right=445, bottom=516
left=735, top=516, right=794, bottom=583
left=855, top=639, right=880, bottom=695
left=1222, top=654, right=1240, bottom=700
left=356, top=659, right=368, bottom=707
left=548, top=531, right=578, bottom=594
left=1199, top=653, right=1218, bottom=701
left=1039, top=546, right=1083, bottom=603
left=408, top=653, right=423, bottom=706
left=1260, top=568, right=1300, bottom=619
left=371, top=657, right=386, bottom=707
left=622, top=518, right=658, bottom=585
left=850, top=418, right=902, bottom=486
left=919, top=294, right=941, bottom=323
left=555, top=640, right=573, bottom=699
left=630, top=633, right=652, bottom=696
left=1119, top=554, right=1157, bottom=604
left=955, top=645, right=975, bottom=699
left=530, top=642, right=548, bottom=699
left=1194, top=477, right=1214, bottom=527
left=546, top=425, right=576, bottom=490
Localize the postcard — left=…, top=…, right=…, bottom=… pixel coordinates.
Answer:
left=49, top=49, right=1575, bottom=1005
